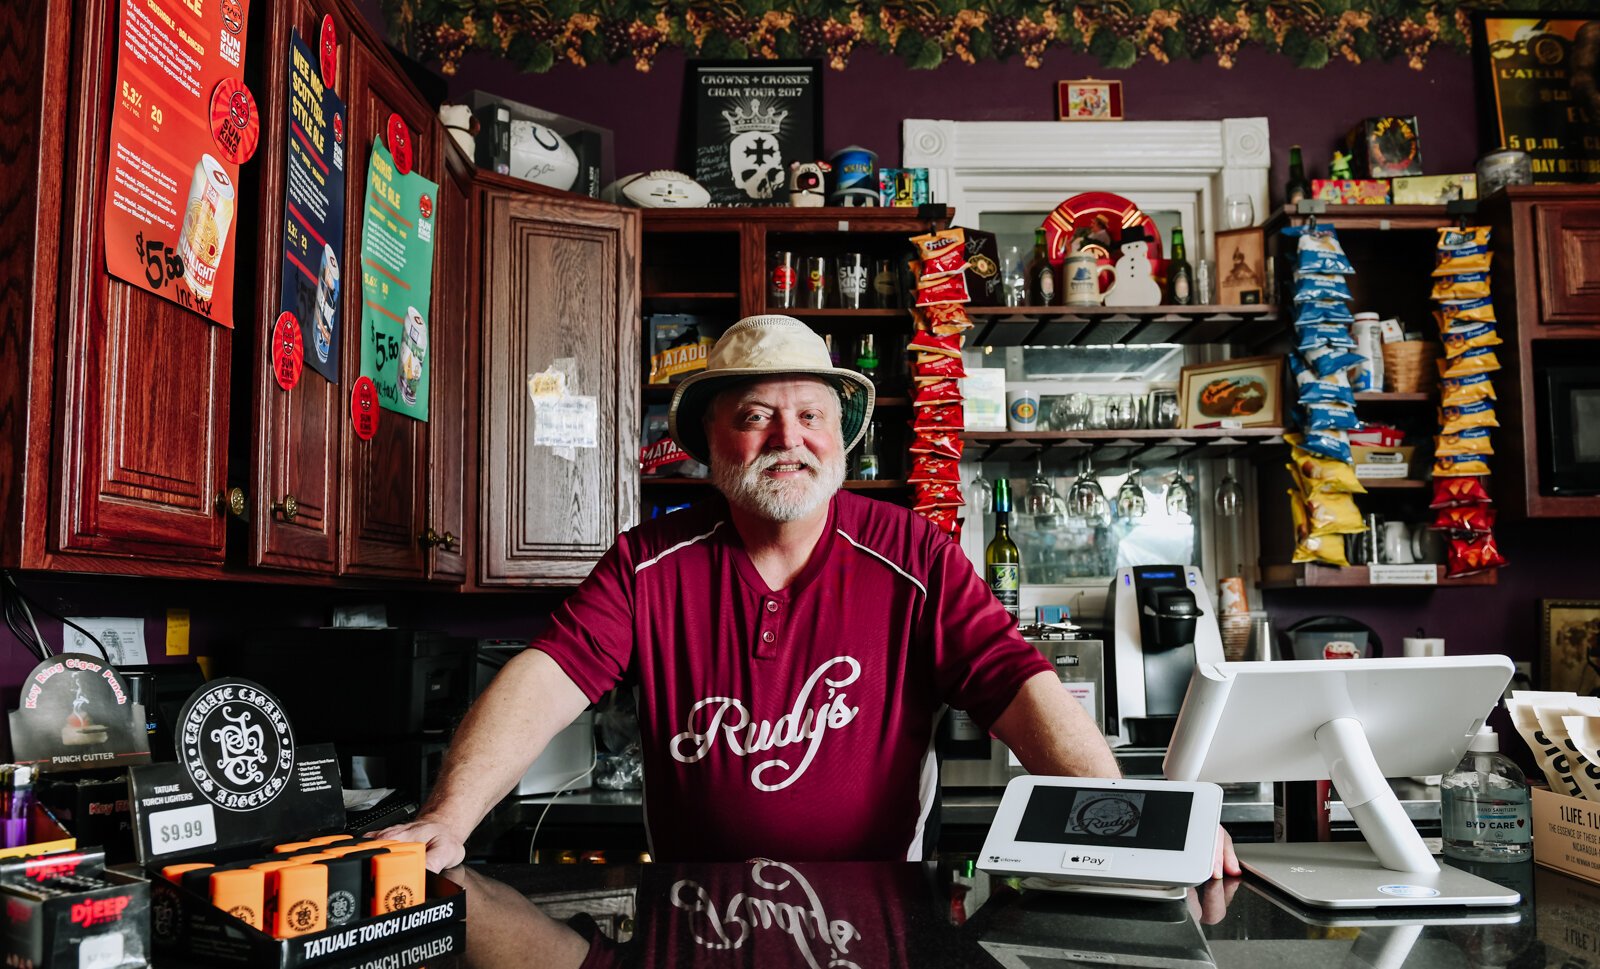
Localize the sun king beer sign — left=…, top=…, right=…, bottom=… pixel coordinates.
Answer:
left=103, top=0, right=258, bottom=326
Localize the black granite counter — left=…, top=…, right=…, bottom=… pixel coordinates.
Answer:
left=155, top=857, right=1597, bottom=968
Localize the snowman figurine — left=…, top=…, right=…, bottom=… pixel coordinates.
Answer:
left=1102, top=225, right=1163, bottom=307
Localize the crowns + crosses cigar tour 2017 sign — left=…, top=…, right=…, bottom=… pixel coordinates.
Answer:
left=103, top=0, right=258, bottom=327
left=691, top=62, right=821, bottom=206
left=1476, top=14, right=1600, bottom=182
left=278, top=29, right=348, bottom=385
left=358, top=136, right=437, bottom=420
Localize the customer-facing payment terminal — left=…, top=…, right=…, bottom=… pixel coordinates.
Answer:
left=979, top=777, right=1223, bottom=900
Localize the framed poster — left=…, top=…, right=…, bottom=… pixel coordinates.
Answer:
left=1057, top=79, right=1124, bottom=121
left=1540, top=598, right=1600, bottom=696
left=1473, top=13, right=1600, bottom=183
left=688, top=61, right=822, bottom=206
left=1178, top=355, right=1284, bottom=429
left=1214, top=228, right=1266, bottom=306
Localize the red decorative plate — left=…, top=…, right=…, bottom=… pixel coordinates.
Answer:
left=1042, top=191, right=1163, bottom=266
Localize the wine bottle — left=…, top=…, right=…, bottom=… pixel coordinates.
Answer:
left=986, top=476, right=1021, bottom=620
left=1024, top=228, right=1057, bottom=306
left=1166, top=228, right=1194, bottom=305
left=1285, top=145, right=1312, bottom=205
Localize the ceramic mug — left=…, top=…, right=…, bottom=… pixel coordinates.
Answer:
left=1007, top=386, right=1040, bottom=431
left=1064, top=252, right=1103, bottom=306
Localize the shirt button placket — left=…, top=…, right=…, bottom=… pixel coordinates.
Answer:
left=755, top=599, right=781, bottom=658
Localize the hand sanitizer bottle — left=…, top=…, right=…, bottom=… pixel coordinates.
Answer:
left=1441, top=726, right=1531, bottom=863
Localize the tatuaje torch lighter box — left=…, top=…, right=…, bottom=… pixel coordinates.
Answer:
left=127, top=678, right=463, bottom=968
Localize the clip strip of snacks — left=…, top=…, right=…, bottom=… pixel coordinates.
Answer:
left=906, top=228, right=972, bottom=538
left=1430, top=226, right=1506, bottom=579
left=1283, top=224, right=1368, bottom=568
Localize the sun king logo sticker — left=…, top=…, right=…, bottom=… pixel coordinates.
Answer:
left=177, top=679, right=296, bottom=812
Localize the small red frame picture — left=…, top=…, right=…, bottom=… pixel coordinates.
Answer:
left=1057, top=79, right=1124, bottom=122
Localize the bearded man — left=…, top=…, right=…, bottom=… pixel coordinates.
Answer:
left=384, top=315, right=1236, bottom=876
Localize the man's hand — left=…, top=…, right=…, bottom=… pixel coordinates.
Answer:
left=371, top=816, right=467, bottom=873
left=1212, top=824, right=1241, bottom=881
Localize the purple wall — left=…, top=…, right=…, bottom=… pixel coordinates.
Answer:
left=429, top=44, right=1483, bottom=191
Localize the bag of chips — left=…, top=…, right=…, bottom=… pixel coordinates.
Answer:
left=911, top=402, right=965, bottom=431
left=908, top=330, right=962, bottom=359
left=1301, top=401, right=1361, bottom=431
left=913, top=481, right=965, bottom=509
left=1438, top=373, right=1496, bottom=408
left=1429, top=476, right=1492, bottom=509
left=908, top=453, right=961, bottom=483
left=1435, top=426, right=1495, bottom=457
left=1296, top=301, right=1356, bottom=326
left=1438, top=346, right=1502, bottom=378
left=1433, top=453, right=1493, bottom=477
left=1288, top=490, right=1352, bottom=567
left=1431, top=272, right=1492, bottom=301
left=1432, top=296, right=1497, bottom=327
left=914, top=273, right=971, bottom=307
left=1304, top=491, right=1367, bottom=536
left=1447, top=532, right=1507, bottom=577
left=1433, top=245, right=1492, bottom=276
left=1296, top=323, right=1359, bottom=352
left=912, top=228, right=968, bottom=280
left=1438, top=398, right=1499, bottom=435
left=1293, top=273, right=1355, bottom=304
left=1436, top=226, right=1491, bottom=250
left=909, top=431, right=963, bottom=460
left=1441, top=321, right=1502, bottom=358
left=1287, top=429, right=1352, bottom=464
left=1433, top=504, right=1496, bottom=534
left=1290, top=355, right=1357, bottom=406
left=912, top=379, right=963, bottom=409
left=1298, top=244, right=1356, bottom=276
left=916, top=302, right=974, bottom=336
left=1289, top=453, right=1367, bottom=494
left=1304, top=343, right=1366, bottom=379
left=920, top=506, right=961, bottom=535
left=912, top=354, right=967, bottom=381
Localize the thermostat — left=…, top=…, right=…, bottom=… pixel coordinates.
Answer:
left=979, top=776, right=1224, bottom=893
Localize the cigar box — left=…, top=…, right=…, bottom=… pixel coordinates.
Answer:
left=1531, top=786, right=1600, bottom=888
left=0, top=849, right=150, bottom=969
left=127, top=678, right=464, bottom=968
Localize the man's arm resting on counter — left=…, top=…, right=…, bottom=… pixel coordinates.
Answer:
left=987, top=670, right=1240, bottom=879
left=377, top=648, right=591, bottom=871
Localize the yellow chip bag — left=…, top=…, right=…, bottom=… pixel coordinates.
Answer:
left=1439, top=374, right=1496, bottom=408
left=1433, top=300, right=1497, bottom=328
left=1435, top=428, right=1495, bottom=457
left=1288, top=490, right=1352, bottom=567
left=1431, top=273, right=1492, bottom=301
left=1289, top=452, right=1367, bottom=495
left=1304, top=491, right=1366, bottom=536
left=1438, top=346, right=1501, bottom=378
left=1438, top=399, right=1499, bottom=434
left=1433, top=453, right=1492, bottom=477
left=1441, top=321, right=1503, bottom=358
left=1436, top=226, right=1491, bottom=250
left=1432, top=246, right=1492, bottom=276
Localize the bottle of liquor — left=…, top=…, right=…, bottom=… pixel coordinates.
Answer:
left=1285, top=145, right=1312, bottom=205
left=1024, top=228, right=1057, bottom=306
left=1166, top=228, right=1194, bottom=305
left=986, top=476, right=1021, bottom=620
left=853, top=333, right=880, bottom=388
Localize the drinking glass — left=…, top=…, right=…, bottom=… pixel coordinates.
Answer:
left=804, top=256, right=829, bottom=308
left=1147, top=388, right=1180, bottom=429
left=1067, top=455, right=1106, bottom=520
left=1003, top=245, right=1026, bottom=307
left=835, top=252, right=867, bottom=309
left=1166, top=464, right=1194, bottom=518
left=1115, top=465, right=1147, bottom=521
left=967, top=470, right=993, bottom=510
left=1226, top=195, right=1255, bottom=230
left=1195, top=258, right=1215, bottom=305
left=1214, top=460, right=1244, bottom=518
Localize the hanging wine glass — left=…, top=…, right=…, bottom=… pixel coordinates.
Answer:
left=1025, top=457, right=1056, bottom=518
left=1166, top=462, right=1194, bottom=518
left=1215, top=459, right=1244, bottom=518
left=1067, top=453, right=1106, bottom=520
left=967, top=469, right=993, bottom=510
left=1115, top=462, right=1147, bottom=521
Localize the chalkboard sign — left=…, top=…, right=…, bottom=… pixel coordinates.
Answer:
left=688, top=61, right=822, bottom=206
left=1474, top=12, right=1600, bottom=183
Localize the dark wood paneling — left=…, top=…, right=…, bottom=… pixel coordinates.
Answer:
left=425, top=136, right=472, bottom=582
left=1535, top=201, right=1600, bottom=324
left=479, top=183, right=639, bottom=585
left=337, top=39, right=432, bottom=577
left=52, top=0, right=230, bottom=561
left=248, top=0, right=350, bottom=573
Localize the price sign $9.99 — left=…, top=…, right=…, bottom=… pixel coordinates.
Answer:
left=147, top=804, right=218, bottom=854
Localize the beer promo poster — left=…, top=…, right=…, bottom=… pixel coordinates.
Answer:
left=1476, top=15, right=1600, bottom=183
left=690, top=62, right=821, bottom=206
left=278, top=31, right=348, bottom=383
left=358, top=139, right=436, bottom=420
left=103, top=0, right=255, bottom=326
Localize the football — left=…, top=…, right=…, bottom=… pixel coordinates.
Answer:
left=607, top=170, right=711, bottom=208
left=508, top=120, right=580, bottom=191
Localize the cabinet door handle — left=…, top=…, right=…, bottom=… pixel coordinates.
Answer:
left=440, top=531, right=459, bottom=551
left=216, top=487, right=247, bottom=519
left=272, top=494, right=300, bottom=523
left=419, top=527, right=440, bottom=548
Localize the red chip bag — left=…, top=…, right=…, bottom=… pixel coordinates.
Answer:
left=916, top=303, right=973, bottom=335
left=911, top=402, right=965, bottom=431
left=909, top=431, right=963, bottom=460
left=921, top=506, right=960, bottom=534
left=1433, top=504, right=1496, bottom=533
left=909, top=453, right=961, bottom=483
left=913, top=482, right=965, bottom=510
left=914, top=273, right=971, bottom=307
left=1446, top=532, right=1507, bottom=577
left=908, top=330, right=963, bottom=358
left=913, top=354, right=967, bottom=380
left=1429, top=476, right=1491, bottom=509
left=912, top=379, right=963, bottom=408
left=912, top=228, right=968, bottom=280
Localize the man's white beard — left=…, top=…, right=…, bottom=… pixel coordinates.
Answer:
left=711, top=443, right=846, bottom=523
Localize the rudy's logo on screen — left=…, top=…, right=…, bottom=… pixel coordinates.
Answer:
left=670, top=657, right=861, bottom=791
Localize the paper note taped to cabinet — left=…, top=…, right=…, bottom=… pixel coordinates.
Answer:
left=534, top=396, right=598, bottom=449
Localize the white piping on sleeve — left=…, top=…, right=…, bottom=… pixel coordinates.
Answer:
left=906, top=712, right=942, bottom=862
left=835, top=529, right=928, bottom=597
left=634, top=521, right=724, bottom=574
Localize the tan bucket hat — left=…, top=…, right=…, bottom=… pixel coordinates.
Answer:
left=668, top=315, right=876, bottom=466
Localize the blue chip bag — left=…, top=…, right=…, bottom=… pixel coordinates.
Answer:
left=1293, top=273, right=1354, bottom=304
left=1303, top=343, right=1366, bottom=379
left=1296, top=323, right=1358, bottom=352
left=1299, top=428, right=1353, bottom=463
left=1297, top=230, right=1356, bottom=275
left=1301, top=401, right=1361, bottom=431
left=1296, top=300, right=1356, bottom=325
left=1291, top=357, right=1357, bottom=406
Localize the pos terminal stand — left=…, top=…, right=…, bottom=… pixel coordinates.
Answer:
left=1164, top=656, right=1520, bottom=909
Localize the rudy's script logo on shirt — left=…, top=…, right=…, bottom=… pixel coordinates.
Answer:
left=670, top=656, right=861, bottom=791
left=671, top=859, right=862, bottom=968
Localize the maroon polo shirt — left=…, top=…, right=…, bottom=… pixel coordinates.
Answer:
left=531, top=490, right=1051, bottom=862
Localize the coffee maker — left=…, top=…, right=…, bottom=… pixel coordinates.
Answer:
left=1107, top=565, right=1224, bottom=748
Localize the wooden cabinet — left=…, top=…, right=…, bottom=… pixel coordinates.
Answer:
left=424, top=137, right=473, bottom=582
left=477, top=179, right=639, bottom=586
left=1534, top=200, right=1600, bottom=324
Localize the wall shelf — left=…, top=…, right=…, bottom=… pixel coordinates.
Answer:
left=1265, top=201, right=1471, bottom=233
left=643, top=290, right=738, bottom=301
left=1354, top=391, right=1433, bottom=404
left=962, top=427, right=1286, bottom=464
left=1261, top=563, right=1497, bottom=589
left=1357, top=478, right=1428, bottom=489
left=643, top=477, right=908, bottom=490
left=964, top=305, right=1281, bottom=349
